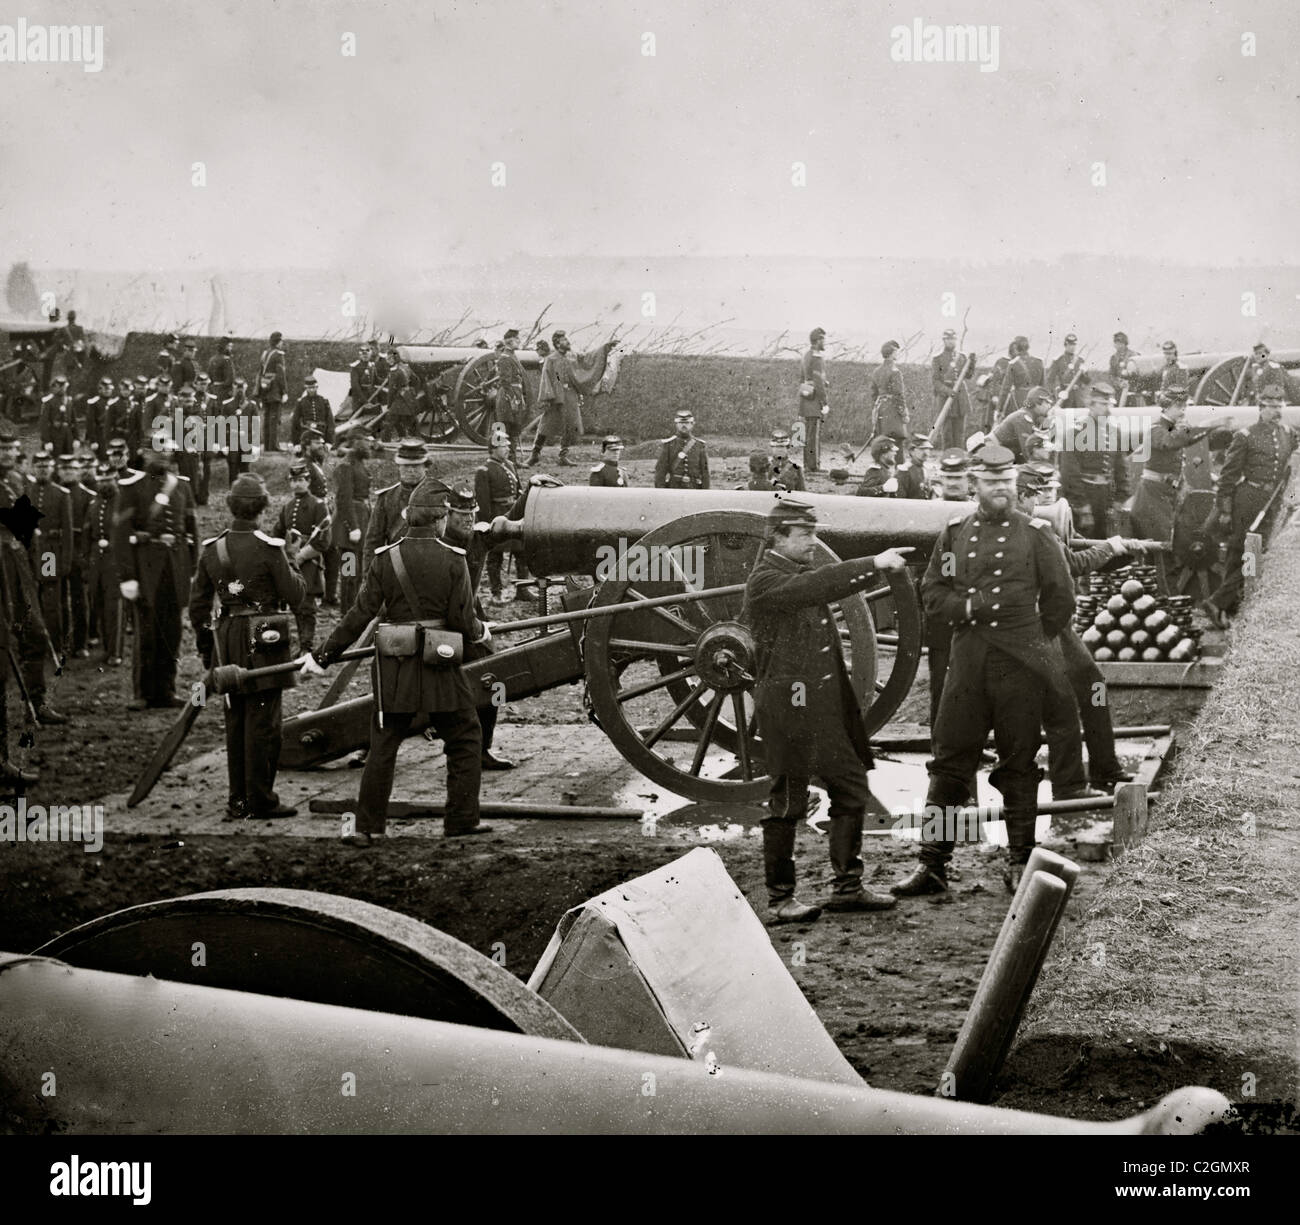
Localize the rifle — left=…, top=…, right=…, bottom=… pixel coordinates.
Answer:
left=1054, top=346, right=1094, bottom=407
left=928, top=351, right=974, bottom=447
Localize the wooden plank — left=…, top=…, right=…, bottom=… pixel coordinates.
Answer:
left=1097, top=657, right=1224, bottom=688
left=308, top=798, right=638, bottom=820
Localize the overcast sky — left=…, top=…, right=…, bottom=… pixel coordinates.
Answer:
left=2, top=0, right=1296, bottom=270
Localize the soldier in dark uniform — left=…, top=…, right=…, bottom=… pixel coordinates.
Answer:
left=0, top=480, right=47, bottom=782
left=798, top=327, right=830, bottom=472
left=744, top=450, right=773, bottom=491
left=113, top=441, right=198, bottom=710
left=475, top=436, right=534, bottom=598
left=103, top=436, right=139, bottom=484
left=39, top=375, right=78, bottom=455
left=332, top=433, right=372, bottom=610
left=275, top=462, right=330, bottom=654
left=895, top=433, right=934, bottom=499
left=58, top=454, right=95, bottom=657
left=1157, top=341, right=1188, bottom=396
left=220, top=375, right=256, bottom=482
left=893, top=445, right=1076, bottom=897
left=78, top=376, right=116, bottom=456
left=104, top=379, right=139, bottom=463
left=869, top=341, right=909, bottom=442
left=1058, top=381, right=1131, bottom=537
left=766, top=428, right=805, bottom=492
left=303, top=477, right=490, bottom=843
left=530, top=329, right=583, bottom=468
left=445, top=485, right=515, bottom=771
left=997, top=336, right=1043, bottom=418
left=993, top=386, right=1053, bottom=463
left=142, top=373, right=174, bottom=457
left=190, top=473, right=305, bottom=821
left=192, top=371, right=220, bottom=506
left=85, top=461, right=123, bottom=665
left=173, top=338, right=199, bottom=392
left=298, top=427, right=336, bottom=602
left=364, top=438, right=429, bottom=568
left=1129, top=383, right=1203, bottom=541
left=654, top=409, right=710, bottom=489
left=290, top=374, right=335, bottom=447
left=1108, top=332, right=1141, bottom=404
left=348, top=343, right=378, bottom=419
left=742, top=496, right=913, bottom=921
left=28, top=452, right=73, bottom=666
left=925, top=448, right=975, bottom=727
left=1205, top=382, right=1296, bottom=624
left=492, top=329, right=527, bottom=464
left=207, top=337, right=236, bottom=403
left=1046, top=334, right=1089, bottom=409
left=855, top=437, right=900, bottom=497
left=589, top=435, right=630, bottom=486
left=172, top=387, right=204, bottom=500
left=931, top=329, right=974, bottom=450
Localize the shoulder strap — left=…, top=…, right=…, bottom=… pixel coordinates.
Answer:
left=387, top=542, right=425, bottom=619
left=214, top=535, right=233, bottom=582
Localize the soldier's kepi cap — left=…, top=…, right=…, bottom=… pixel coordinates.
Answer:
left=767, top=496, right=817, bottom=529
left=1090, top=381, right=1116, bottom=398
left=674, top=409, right=695, bottom=421
left=395, top=439, right=428, bottom=464
left=1162, top=340, right=1177, bottom=352
left=942, top=329, right=957, bottom=340
left=770, top=427, right=792, bottom=444
left=303, top=374, right=318, bottom=385
left=971, top=443, right=1017, bottom=475
left=1157, top=383, right=1190, bottom=402
left=106, top=437, right=128, bottom=452
left=1025, top=386, right=1053, bottom=408
left=230, top=473, right=266, bottom=499
left=1113, top=332, right=1128, bottom=344
left=602, top=434, right=624, bottom=450
left=408, top=476, right=451, bottom=512
left=938, top=447, right=969, bottom=473
left=1064, top=333, right=1078, bottom=344
left=447, top=485, right=476, bottom=512
left=289, top=462, right=309, bottom=478
left=503, top=328, right=520, bottom=341
left=1016, top=463, right=1050, bottom=491
left=908, top=431, right=933, bottom=449
left=299, top=427, right=324, bottom=443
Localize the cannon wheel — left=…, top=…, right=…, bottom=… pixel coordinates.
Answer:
left=581, top=510, right=921, bottom=804
left=1194, top=356, right=1251, bottom=407
left=412, top=377, right=461, bottom=444
left=453, top=351, right=537, bottom=446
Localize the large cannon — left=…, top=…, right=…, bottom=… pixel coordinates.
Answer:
left=280, top=488, right=967, bottom=804
left=1115, top=349, right=1300, bottom=406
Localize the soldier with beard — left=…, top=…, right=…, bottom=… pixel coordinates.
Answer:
left=364, top=438, right=429, bottom=567
left=85, top=461, right=124, bottom=665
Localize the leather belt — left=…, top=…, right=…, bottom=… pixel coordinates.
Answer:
left=1141, top=470, right=1179, bottom=486
left=1242, top=479, right=1273, bottom=489
left=223, top=605, right=289, bottom=617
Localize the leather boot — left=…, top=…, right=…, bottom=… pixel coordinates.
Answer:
left=891, top=862, right=950, bottom=896
left=768, top=897, right=821, bottom=924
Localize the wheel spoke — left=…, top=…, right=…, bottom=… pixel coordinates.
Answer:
left=625, top=587, right=699, bottom=638
left=616, top=663, right=697, bottom=703
left=875, top=678, right=888, bottom=693
left=731, top=691, right=753, bottom=780
left=608, top=638, right=696, bottom=659
left=689, top=690, right=727, bottom=775
left=863, top=584, right=894, bottom=604
left=643, top=681, right=709, bottom=748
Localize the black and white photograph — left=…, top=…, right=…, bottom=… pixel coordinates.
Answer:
left=1, top=0, right=1297, bottom=1179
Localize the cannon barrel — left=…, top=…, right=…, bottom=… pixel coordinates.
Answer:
left=398, top=343, right=543, bottom=370
left=0, top=953, right=1231, bottom=1135
left=1118, top=348, right=1300, bottom=379
left=496, top=487, right=972, bottom=577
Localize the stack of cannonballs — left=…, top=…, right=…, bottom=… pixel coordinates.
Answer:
left=1075, top=565, right=1201, bottom=663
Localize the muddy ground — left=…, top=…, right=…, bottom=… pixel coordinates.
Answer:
left=3, top=439, right=1293, bottom=1127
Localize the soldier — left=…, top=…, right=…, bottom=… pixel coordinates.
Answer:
left=1205, top=382, right=1296, bottom=625
left=299, top=427, right=331, bottom=498
left=58, top=454, right=95, bottom=657
left=0, top=480, right=48, bottom=781
left=302, top=477, right=491, bottom=844
left=348, top=342, right=378, bottom=418
left=475, top=434, right=535, bottom=599
left=869, top=340, right=909, bottom=442
left=1158, top=341, right=1188, bottom=395
left=742, top=496, right=912, bottom=921
left=0, top=431, right=24, bottom=498
left=744, top=450, right=773, bottom=491
left=445, top=485, right=515, bottom=772
left=798, top=327, right=830, bottom=472
left=589, top=435, right=630, bottom=487
left=332, top=432, right=373, bottom=610
left=934, top=447, right=972, bottom=502
left=895, top=433, right=934, bottom=499
left=104, top=379, right=141, bottom=462
left=654, top=409, right=710, bottom=489
left=1246, top=343, right=1285, bottom=399
left=39, top=374, right=78, bottom=455
left=855, top=437, right=900, bottom=497
left=190, top=473, right=306, bottom=821
left=221, top=375, right=256, bottom=482
left=56, top=309, right=88, bottom=378
left=1017, top=463, right=1135, bottom=797
left=154, top=333, right=179, bottom=389
left=275, top=461, right=330, bottom=654
left=1129, top=383, right=1202, bottom=541
left=925, top=448, right=975, bottom=728
left=173, top=337, right=199, bottom=392
left=993, top=386, right=1054, bottom=463
left=28, top=451, right=73, bottom=659
left=492, top=329, right=527, bottom=464
left=1058, top=381, right=1131, bottom=537
left=1046, top=333, right=1088, bottom=408
left=530, top=330, right=583, bottom=467
left=290, top=374, right=335, bottom=448
left=142, top=373, right=174, bottom=457
left=114, top=440, right=198, bottom=710
left=364, top=438, right=429, bottom=567
left=85, top=461, right=123, bottom=665
left=1024, top=428, right=1056, bottom=468
left=207, top=336, right=236, bottom=403
left=384, top=345, right=416, bottom=441
left=103, top=436, right=139, bottom=483
left=170, top=386, right=205, bottom=504
left=892, top=445, right=1075, bottom=897
left=78, top=376, right=116, bottom=455
left=1108, top=331, right=1140, bottom=403
left=766, top=428, right=805, bottom=492
left=931, top=329, right=973, bottom=451
left=996, top=335, right=1043, bottom=418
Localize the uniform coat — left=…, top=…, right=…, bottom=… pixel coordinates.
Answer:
left=869, top=364, right=909, bottom=439
left=291, top=392, right=335, bottom=445
left=1129, top=413, right=1203, bottom=540
left=1046, top=353, right=1088, bottom=408
left=589, top=460, right=629, bottom=487
left=85, top=488, right=122, bottom=658
left=653, top=436, right=710, bottom=488
left=363, top=481, right=418, bottom=566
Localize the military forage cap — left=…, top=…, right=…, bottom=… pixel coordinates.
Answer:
left=770, top=428, right=792, bottom=444
left=408, top=477, right=451, bottom=511
left=971, top=443, right=1017, bottom=475
left=1113, top=332, right=1128, bottom=344
left=289, top=462, right=309, bottom=478
left=602, top=434, right=624, bottom=449
left=674, top=409, right=695, bottom=421
left=1090, top=381, right=1116, bottom=398
left=447, top=486, right=477, bottom=512
left=1016, top=463, right=1049, bottom=490
left=938, top=447, right=970, bottom=473
left=767, top=496, right=817, bottom=528
left=395, top=439, right=428, bottom=464
left=1064, top=333, right=1078, bottom=344
left=1025, top=387, right=1053, bottom=408
left=230, top=473, right=266, bottom=499
left=942, top=329, right=957, bottom=340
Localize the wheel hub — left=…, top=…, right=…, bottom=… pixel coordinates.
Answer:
left=694, top=621, right=756, bottom=691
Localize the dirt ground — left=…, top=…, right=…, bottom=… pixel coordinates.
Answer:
left=3, top=438, right=1295, bottom=1129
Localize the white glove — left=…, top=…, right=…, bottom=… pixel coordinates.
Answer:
left=299, top=653, right=327, bottom=676
left=1106, top=535, right=1128, bottom=554
left=882, top=477, right=899, bottom=493
left=348, top=528, right=361, bottom=543
left=119, top=580, right=139, bottom=601
left=473, top=623, right=493, bottom=647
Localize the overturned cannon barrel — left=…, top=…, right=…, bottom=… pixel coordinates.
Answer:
left=0, top=952, right=1232, bottom=1135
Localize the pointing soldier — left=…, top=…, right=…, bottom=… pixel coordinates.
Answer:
left=654, top=409, right=710, bottom=489
left=302, top=477, right=492, bottom=844
left=589, top=435, right=630, bottom=487
left=190, top=473, right=306, bottom=821
left=275, top=461, right=330, bottom=655
left=742, top=496, right=912, bottom=922
left=893, top=444, right=1076, bottom=897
